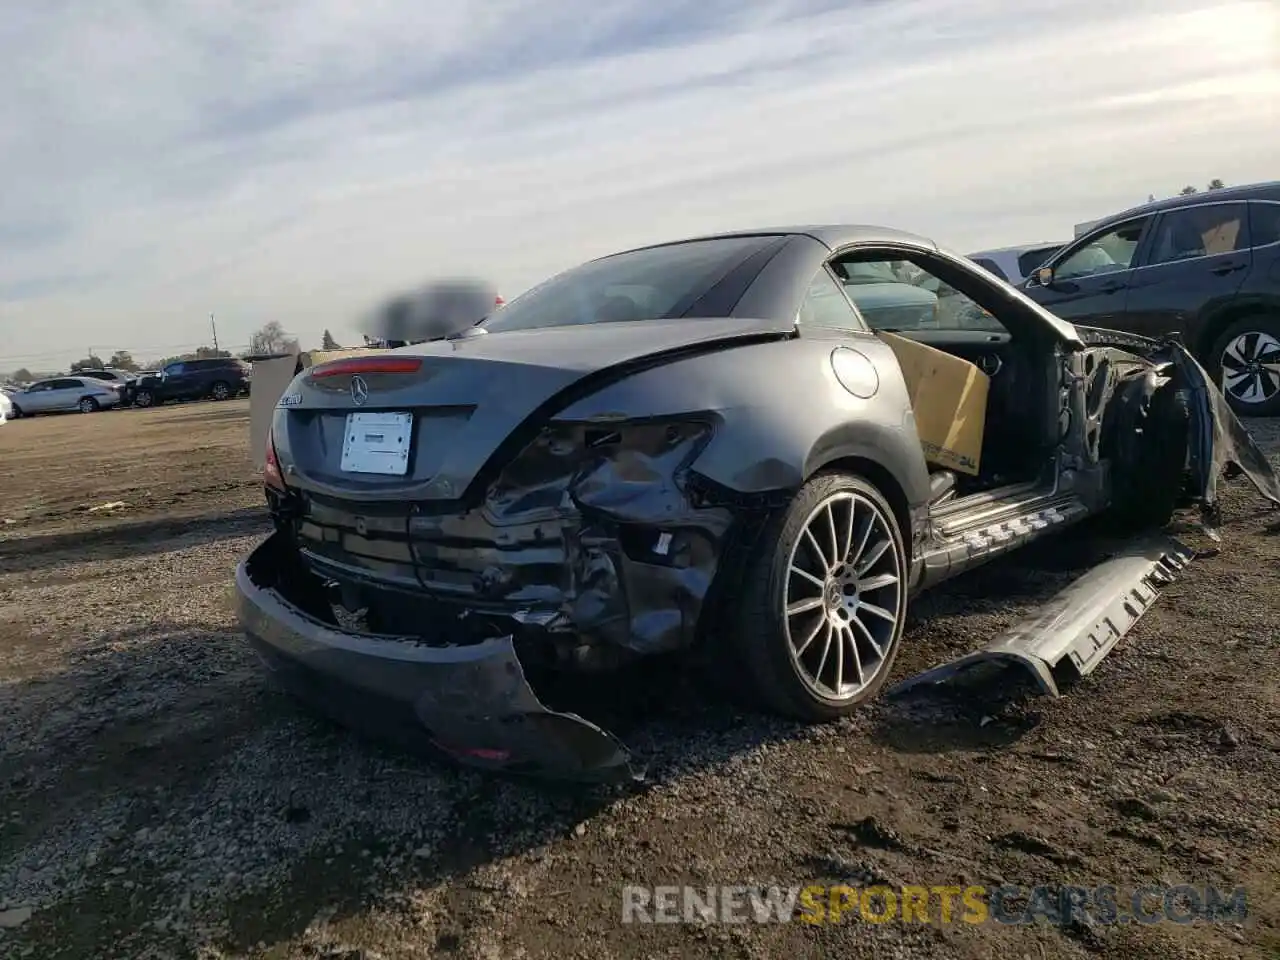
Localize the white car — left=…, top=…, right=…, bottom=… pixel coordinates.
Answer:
left=0, top=389, right=13, bottom=424
left=966, top=243, right=1067, bottom=286
left=4, top=376, right=125, bottom=416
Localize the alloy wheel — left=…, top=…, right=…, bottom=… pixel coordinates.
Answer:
left=1221, top=331, right=1280, bottom=407
left=782, top=490, right=903, bottom=702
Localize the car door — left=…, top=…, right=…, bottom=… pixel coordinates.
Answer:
left=160, top=362, right=191, bottom=399
left=17, top=380, right=58, bottom=413
left=44, top=378, right=83, bottom=411
left=33, top=378, right=78, bottom=412
left=1023, top=214, right=1154, bottom=328
left=1123, top=200, right=1252, bottom=343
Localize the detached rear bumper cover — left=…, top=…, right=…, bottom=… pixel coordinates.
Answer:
left=237, top=532, right=640, bottom=782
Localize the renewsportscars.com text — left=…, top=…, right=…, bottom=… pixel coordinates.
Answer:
left=621, top=884, right=1248, bottom=926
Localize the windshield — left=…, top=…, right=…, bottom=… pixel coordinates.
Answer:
left=479, top=236, right=779, bottom=334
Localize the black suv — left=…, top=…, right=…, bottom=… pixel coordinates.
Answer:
left=132, top=357, right=251, bottom=408
left=1024, top=181, right=1280, bottom=416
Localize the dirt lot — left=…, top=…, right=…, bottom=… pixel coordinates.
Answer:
left=1, top=400, right=1279, bottom=960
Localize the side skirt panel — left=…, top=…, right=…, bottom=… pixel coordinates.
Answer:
left=890, top=534, right=1195, bottom=697
left=919, top=492, right=1091, bottom=589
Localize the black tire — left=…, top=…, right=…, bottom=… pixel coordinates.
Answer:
left=1206, top=315, right=1280, bottom=418
left=1110, top=386, right=1190, bottom=530
left=134, top=390, right=154, bottom=408
left=735, top=472, right=908, bottom=722
left=210, top=380, right=231, bottom=401
left=78, top=397, right=100, bottom=413
left=8, top=404, right=21, bottom=419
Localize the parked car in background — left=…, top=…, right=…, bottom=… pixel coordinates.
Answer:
left=0, top=389, right=12, bottom=424
left=967, top=243, right=1067, bottom=285
left=132, top=357, right=252, bottom=408
left=1023, top=181, right=1280, bottom=416
left=4, top=376, right=125, bottom=415
left=76, top=368, right=139, bottom=405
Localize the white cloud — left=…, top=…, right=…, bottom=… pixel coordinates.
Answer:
left=1, top=0, right=1276, bottom=368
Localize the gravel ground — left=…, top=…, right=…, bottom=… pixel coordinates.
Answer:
left=1, top=401, right=1278, bottom=960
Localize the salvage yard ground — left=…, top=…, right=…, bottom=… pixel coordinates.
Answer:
left=1, top=400, right=1279, bottom=960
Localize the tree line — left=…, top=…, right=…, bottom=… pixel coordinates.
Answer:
left=1177, top=178, right=1226, bottom=196
left=5, top=321, right=348, bottom=383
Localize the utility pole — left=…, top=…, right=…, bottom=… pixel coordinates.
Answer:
left=210, top=312, right=219, bottom=352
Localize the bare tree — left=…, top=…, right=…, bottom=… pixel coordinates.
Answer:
left=321, top=329, right=341, bottom=350
left=1179, top=185, right=1198, bottom=195
left=248, top=321, right=300, bottom=356
left=1207, top=178, right=1226, bottom=190
left=70, top=356, right=105, bottom=372
left=11, top=367, right=32, bottom=382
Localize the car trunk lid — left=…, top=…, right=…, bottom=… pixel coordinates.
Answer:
left=271, top=317, right=793, bottom=504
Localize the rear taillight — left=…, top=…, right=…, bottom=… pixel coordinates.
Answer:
left=310, top=356, right=423, bottom=378
left=264, top=429, right=287, bottom=492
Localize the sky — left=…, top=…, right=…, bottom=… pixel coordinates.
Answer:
left=1, top=0, right=1278, bottom=371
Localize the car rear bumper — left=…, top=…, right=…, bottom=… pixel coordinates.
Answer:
left=236, top=531, right=639, bottom=782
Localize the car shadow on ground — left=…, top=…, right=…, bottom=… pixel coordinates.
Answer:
left=0, top=506, right=268, bottom=573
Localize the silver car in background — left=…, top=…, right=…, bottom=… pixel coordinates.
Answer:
left=4, top=376, right=125, bottom=416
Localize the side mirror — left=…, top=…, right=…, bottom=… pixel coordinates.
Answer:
left=1035, top=266, right=1055, bottom=288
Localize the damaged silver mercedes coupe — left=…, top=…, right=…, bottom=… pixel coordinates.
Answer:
left=236, top=226, right=1280, bottom=782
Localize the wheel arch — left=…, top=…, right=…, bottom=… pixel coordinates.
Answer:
left=807, top=454, right=912, bottom=553
left=1194, top=299, right=1280, bottom=360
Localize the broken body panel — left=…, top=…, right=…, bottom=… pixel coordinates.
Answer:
left=889, top=535, right=1197, bottom=698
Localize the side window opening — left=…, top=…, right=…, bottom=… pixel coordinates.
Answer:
left=1249, top=202, right=1280, bottom=248
left=1055, top=217, right=1150, bottom=280
left=830, top=253, right=1008, bottom=334
left=1146, top=203, right=1249, bottom=266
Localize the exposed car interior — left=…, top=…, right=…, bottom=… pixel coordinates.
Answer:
left=832, top=251, right=1056, bottom=501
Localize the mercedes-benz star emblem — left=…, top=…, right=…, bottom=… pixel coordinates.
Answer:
left=350, top=375, right=369, bottom=406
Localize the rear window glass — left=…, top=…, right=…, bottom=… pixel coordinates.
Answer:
left=480, top=236, right=778, bottom=333
left=1016, top=246, right=1060, bottom=278
left=971, top=257, right=1007, bottom=281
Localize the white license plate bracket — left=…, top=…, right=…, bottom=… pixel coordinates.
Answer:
left=339, top=411, right=413, bottom=475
